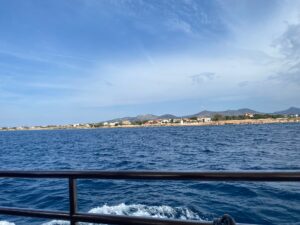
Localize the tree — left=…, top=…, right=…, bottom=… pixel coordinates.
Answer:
left=212, top=114, right=224, bottom=121
left=93, top=123, right=103, bottom=127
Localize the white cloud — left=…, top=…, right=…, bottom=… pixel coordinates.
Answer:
left=270, top=21, right=300, bottom=85
left=2, top=0, right=300, bottom=126
left=68, top=51, right=279, bottom=108
left=189, top=72, right=216, bottom=85
left=166, top=19, right=192, bottom=34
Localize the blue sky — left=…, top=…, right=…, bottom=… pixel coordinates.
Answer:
left=1, top=0, right=300, bottom=126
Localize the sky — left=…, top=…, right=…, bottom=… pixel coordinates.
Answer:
left=0, top=0, right=300, bottom=126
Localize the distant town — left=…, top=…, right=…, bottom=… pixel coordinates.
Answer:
left=1, top=107, right=299, bottom=131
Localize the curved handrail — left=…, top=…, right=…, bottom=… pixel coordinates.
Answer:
left=0, top=170, right=299, bottom=225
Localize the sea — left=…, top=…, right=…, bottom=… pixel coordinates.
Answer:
left=0, top=123, right=299, bottom=225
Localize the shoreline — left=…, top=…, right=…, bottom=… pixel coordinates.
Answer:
left=1, top=118, right=299, bottom=132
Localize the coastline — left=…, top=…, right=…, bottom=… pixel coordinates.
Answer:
left=1, top=118, right=299, bottom=132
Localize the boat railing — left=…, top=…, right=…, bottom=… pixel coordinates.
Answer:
left=0, top=170, right=299, bottom=225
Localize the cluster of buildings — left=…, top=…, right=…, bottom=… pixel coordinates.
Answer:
left=101, top=117, right=212, bottom=127
left=244, top=113, right=254, bottom=118
left=144, top=117, right=212, bottom=125
left=102, top=120, right=132, bottom=126
left=0, top=123, right=92, bottom=131
left=1, top=113, right=299, bottom=131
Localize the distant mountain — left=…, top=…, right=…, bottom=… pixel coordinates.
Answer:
left=135, top=114, right=159, bottom=121
left=107, top=114, right=156, bottom=122
left=273, top=107, right=300, bottom=115
left=107, top=113, right=178, bottom=122
left=106, top=116, right=135, bottom=123
left=104, top=107, right=299, bottom=123
left=186, top=108, right=261, bottom=118
left=157, top=114, right=178, bottom=119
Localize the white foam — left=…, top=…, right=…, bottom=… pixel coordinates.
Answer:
left=42, top=220, right=69, bottom=225
left=0, top=221, right=15, bottom=225
left=89, top=203, right=201, bottom=220
left=42, top=203, right=202, bottom=225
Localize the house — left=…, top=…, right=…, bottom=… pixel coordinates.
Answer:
left=172, top=119, right=181, bottom=123
left=145, top=120, right=160, bottom=125
left=244, top=113, right=254, bottom=118
left=161, top=119, right=170, bottom=124
left=109, top=122, right=119, bottom=126
left=121, top=120, right=131, bottom=125
left=203, top=117, right=211, bottom=122
left=197, top=117, right=212, bottom=122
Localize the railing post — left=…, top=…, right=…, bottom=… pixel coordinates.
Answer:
left=69, top=178, right=77, bottom=225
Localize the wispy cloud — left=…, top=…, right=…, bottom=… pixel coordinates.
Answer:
left=269, top=21, right=300, bottom=85
left=1, top=0, right=300, bottom=126
left=166, top=19, right=192, bottom=34
left=238, top=81, right=250, bottom=87
left=0, top=49, right=91, bottom=71
left=189, top=72, right=216, bottom=85
left=275, top=23, right=300, bottom=59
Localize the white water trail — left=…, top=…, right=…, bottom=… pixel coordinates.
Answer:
left=0, top=221, right=15, bottom=225
left=42, top=203, right=202, bottom=225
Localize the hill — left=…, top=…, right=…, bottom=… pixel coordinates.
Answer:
left=104, top=107, right=299, bottom=122
left=186, top=108, right=261, bottom=118
left=273, top=107, right=300, bottom=115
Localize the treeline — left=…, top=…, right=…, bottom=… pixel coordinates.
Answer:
left=211, top=114, right=284, bottom=121
left=90, top=114, right=287, bottom=127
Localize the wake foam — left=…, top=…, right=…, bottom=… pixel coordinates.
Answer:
left=0, top=221, right=15, bottom=225
left=89, top=203, right=200, bottom=220
left=43, top=203, right=202, bottom=225
left=42, top=220, right=69, bottom=225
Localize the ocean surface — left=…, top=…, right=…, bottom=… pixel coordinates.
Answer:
left=0, top=123, right=299, bottom=225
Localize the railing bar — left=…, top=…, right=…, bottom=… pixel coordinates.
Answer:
left=74, top=212, right=213, bottom=225
left=74, top=213, right=258, bottom=225
left=0, top=207, right=69, bottom=220
left=0, top=207, right=257, bottom=225
left=0, top=207, right=211, bottom=225
left=69, top=178, right=77, bottom=225
left=0, top=171, right=298, bottom=224
left=0, top=171, right=299, bottom=181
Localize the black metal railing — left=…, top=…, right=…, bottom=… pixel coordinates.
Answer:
left=0, top=171, right=299, bottom=225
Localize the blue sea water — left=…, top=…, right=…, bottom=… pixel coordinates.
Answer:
left=0, top=123, right=299, bottom=225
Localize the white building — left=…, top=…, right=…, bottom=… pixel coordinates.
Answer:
left=245, top=113, right=254, bottom=118
left=121, top=120, right=131, bottom=125
left=161, top=119, right=170, bottom=124
left=109, top=122, right=119, bottom=126
left=197, top=117, right=211, bottom=122
left=204, top=117, right=211, bottom=122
